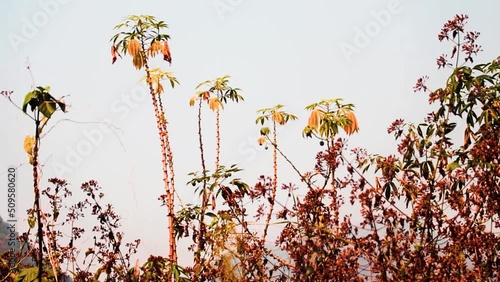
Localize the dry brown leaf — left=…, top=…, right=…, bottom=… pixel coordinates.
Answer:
left=111, top=45, right=121, bottom=64
left=162, top=40, right=172, bottom=64
left=202, top=91, right=210, bottom=101
left=132, top=52, right=145, bottom=70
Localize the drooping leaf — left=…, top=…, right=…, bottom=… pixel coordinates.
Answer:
left=384, top=182, right=391, bottom=200
left=28, top=215, right=35, bottom=228
left=156, top=82, right=164, bottom=94
left=24, top=135, right=35, bottom=155
left=132, top=52, right=145, bottom=70
left=258, top=136, right=267, bottom=146
left=342, top=110, right=359, bottom=135
left=208, top=97, right=223, bottom=111
left=162, top=40, right=172, bottom=65
left=272, top=111, right=285, bottom=125
left=111, top=45, right=121, bottom=64
left=189, top=96, right=197, bottom=107
left=307, top=109, right=323, bottom=131
left=38, top=99, right=57, bottom=118
left=148, top=40, right=163, bottom=57
left=22, top=91, right=38, bottom=113
left=127, top=38, right=141, bottom=57
left=260, top=126, right=270, bottom=136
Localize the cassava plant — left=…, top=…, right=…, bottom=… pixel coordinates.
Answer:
left=269, top=100, right=360, bottom=281
left=192, top=75, right=244, bottom=170
left=177, top=165, right=257, bottom=280
left=303, top=98, right=359, bottom=186
left=110, top=15, right=180, bottom=267
left=255, top=105, right=297, bottom=244
left=188, top=75, right=243, bottom=273
left=20, top=86, right=66, bottom=282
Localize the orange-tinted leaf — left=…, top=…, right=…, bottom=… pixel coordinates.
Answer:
left=272, top=112, right=285, bottom=125
left=208, top=97, right=222, bottom=111
left=258, top=137, right=267, bottom=146
left=127, top=39, right=141, bottom=57
left=343, top=111, right=359, bottom=135
left=148, top=40, right=162, bottom=57
left=156, top=82, right=164, bottom=94
left=308, top=109, right=323, bottom=130
left=189, top=96, right=197, bottom=107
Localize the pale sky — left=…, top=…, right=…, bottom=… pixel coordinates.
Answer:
left=2, top=0, right=500, bottom=267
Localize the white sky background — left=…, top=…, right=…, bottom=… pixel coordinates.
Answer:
left=1, top=0, right=500, bottom=267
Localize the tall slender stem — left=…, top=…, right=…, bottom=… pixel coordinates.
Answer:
left=157, top=93, right=177, bottom=262
left=262, top=119, right=278, bottom=244
left=215, top=108, right=221, bottom=171
left=195, top=98, right=208, bottom=272
left=143, top=52, right=176, bottom=265
left=33, top=113, right=43, bottom=282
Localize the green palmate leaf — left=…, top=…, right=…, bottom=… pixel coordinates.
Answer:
left=22, top=87, right=65, bottom=118
left=22, top=91, right=38, bottom=113
left=384, top=182, right=391, bottom=200
left=260, top=126, right=270, bottom=136
left=38, top=100, right=57, bottom=118
left=255, top=116, right=265, bottom=125
left=40, top=92, right=65, bottom=118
